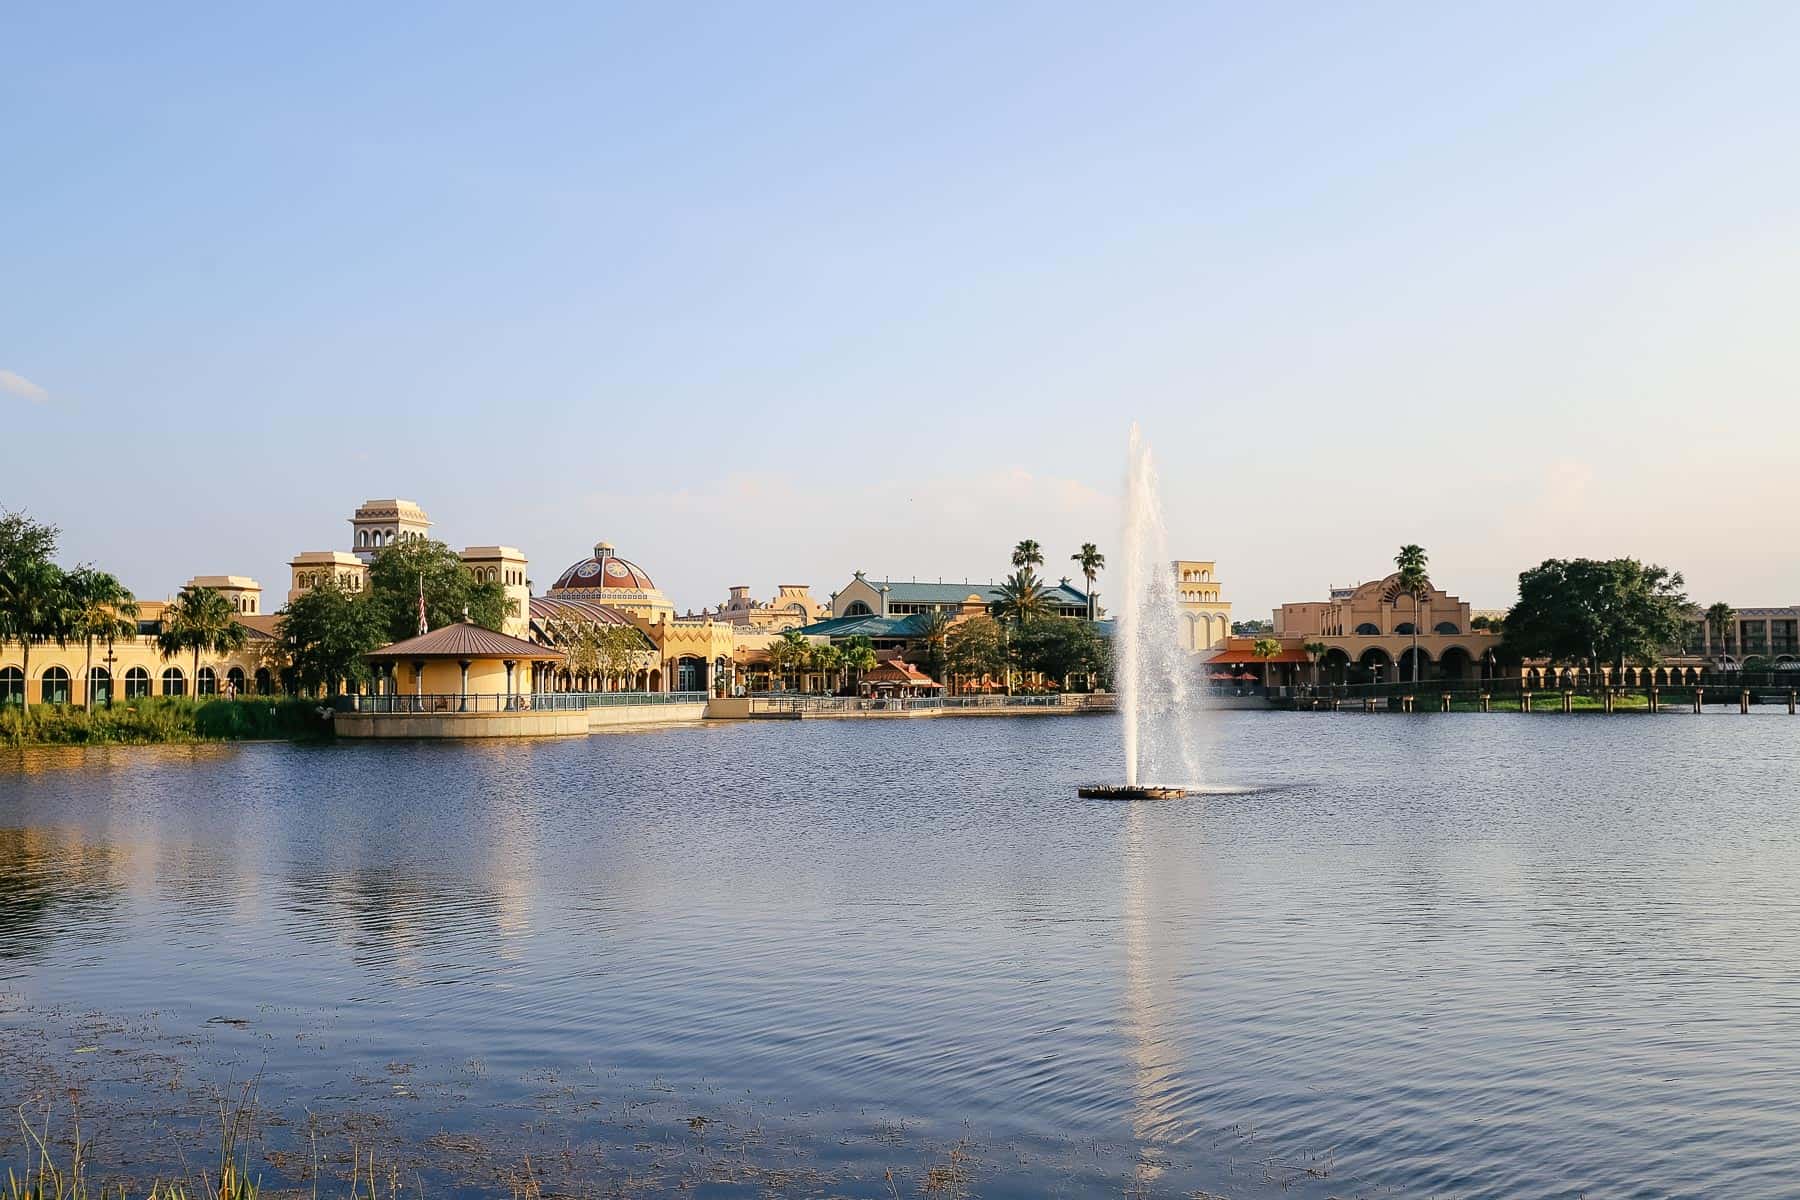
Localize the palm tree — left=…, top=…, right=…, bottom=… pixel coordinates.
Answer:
left=66, top=567, right=139, bottom=710
left=1251, top=637, right=1282, bottom=690
left=1071, top=544, right=1104, bottom=620
left=1304, top=640, right=1331, bottom=688
left=992, top=568, right=1048, bottom=628
left=807, top=642, right=843, bottom=694
left=1011, top=540, right=1044, bottom=571
left=0, top=558, right=71, bottom=714
left=1393, top=544, right=1430, bottom=686
left=157, top=585, right=248, bottom=697
left=841, top=635, right=878, bottom=693
left=992, top=569, right=1048, bottom=694
left=913, top=608, right=953, bottom=686
left=772, top=628, right=811, bottom=691
left=1705, top=602, right=1736, bottom=660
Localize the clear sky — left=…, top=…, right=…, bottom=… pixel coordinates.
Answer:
left=4, top=2, right=1797, bottom=619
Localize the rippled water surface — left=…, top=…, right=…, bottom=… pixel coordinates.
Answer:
left=3, top=713, right=1799, bottom=1198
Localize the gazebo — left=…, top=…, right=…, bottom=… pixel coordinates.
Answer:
left=364, top=623, right=564, bottom=711
left=859, top=655, right=944, bottom=698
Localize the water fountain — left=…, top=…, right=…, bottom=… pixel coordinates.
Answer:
left=1079, top=424, right=1202, bottom=800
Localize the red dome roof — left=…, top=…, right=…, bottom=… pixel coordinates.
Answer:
left=549, top=543, right=657, bottom=593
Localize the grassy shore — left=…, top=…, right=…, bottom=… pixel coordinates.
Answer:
left=0, top=698, right=332, bottom=747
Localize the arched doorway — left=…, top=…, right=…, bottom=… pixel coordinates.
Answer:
left=196, top=667, right=218, bottom=696
left=649, top=668, right=663, bottom=692
left=87, top=666, right=112, bottom=706
left=226, top=667, right=246, bottom=696
left=676, top=656, right=704, bottom=693
left=1321, top=648, right=1352, bottom=685
left=1356, top=647, right=1393, bottom=685
left=1397, top=647, right=1432, bottom=684
left=255, top=667, right=273, bottom=695
left=1, top=666, right=24, bottom=705
left=125, top=667, right=151, bottom=698
left=1437, top=646, right=1475, bottom=683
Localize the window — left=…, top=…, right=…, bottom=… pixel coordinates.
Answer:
left=1355, top=623, right=1380, bottom=636
left=255, top=667, right=273, bottom=695
left=1396, top=622, right=1417, bottom=635
left=88, top=667, right=112, bottom=705
left=41, top=666, right=71, bottom=705
left=844, top=601, right=873, bottom=617
left=226, top=667, right=246, bottom=694
left=162, top=667, right=186, bottom=696
left=197, top=667, right=218, bottom=695
left=125, top=667, right=151, bottom=698
left=1434, top=622, right=1460, bottom=635
left=0, top=666, right=22, bottom=705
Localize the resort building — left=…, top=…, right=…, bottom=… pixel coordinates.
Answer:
left=350, top=498, right=432, bottom=562
left=1259, top=571, right=1502, bottom=683
left=0, top=579, right=280, bottom=706
left=1174, top=560, right=1231, bottom=652
left=1698, top=606, right=1800, bottom=665
left=528, top=540, right=738, bottom=694
left=692, top=584, right=827, bottom=632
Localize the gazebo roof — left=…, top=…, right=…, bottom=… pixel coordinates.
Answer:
left=365, top=622, right=562, bottom=662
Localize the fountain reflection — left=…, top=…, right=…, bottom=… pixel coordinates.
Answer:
left=1119, top=806, right=1196, bottom=1175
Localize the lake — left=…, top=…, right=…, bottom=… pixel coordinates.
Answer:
left=3, top=712, right=1798, bottom=1198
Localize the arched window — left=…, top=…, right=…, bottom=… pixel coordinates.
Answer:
left=88, top=666, right=112, bottom=706
left=359, top=530, right=369, bottom=547
left=1355, top=623, right=1380, bottom=636
left=844, top=601, right=873, bottom=617
left=226, top=667, right=246, bottom=694
left=161, top=667, right=186, bottom=696
left=125, top=667, right=151, bottom=698
left=0, top=666, right=22, bottom=705
left=41, top=666, right=71, bottom=705
left=197, top=667, right=218, bottom=695
left=1396, top=622, right=1417, bottom=635
left=1434, top=622, right=1460, bottom=635
left=254, top=667, right=273, bottom=695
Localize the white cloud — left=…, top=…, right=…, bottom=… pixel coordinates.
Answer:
left=0, top=370, right=48, bottom=405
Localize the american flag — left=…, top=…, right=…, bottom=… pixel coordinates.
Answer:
left=417, top=572, right=428, bottom=636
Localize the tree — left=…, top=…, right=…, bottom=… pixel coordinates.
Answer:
left=945, top=616, right=1007, bottom=694
left=807, top=642, right=843, bottom=694
left=1705, top=602, right=1736, bottom=658
left=840, top=635, right=878, bottom=692
left=597, top=624, right=650, bottom=689
left=1504, top=558, right=1691, bottom=671
left=158, top=585, right=248, bottom=695
left=278, top=579, right=384, bottom=695
left=911, top=608, right=953, bottom=686
left=1071, top=544, right=1105, bottom=620
left=65, top=567, right=139, bottom=710
left=1018, top=617, right=1107, bottom=690
left=1011, top=540, right=1044, bottom=570
left=366, top=538, right=510, bottom=642
left=0, top=510, right=59, bottom=576
left=1303, top=640, right=1330, bottom=686
left=1231, top=619, right=1272, bottom=636
left=1252, top=637, right=1282, bottom=686
left=992, top=568, right=1048, bottom=628
left=770, top=628, right=811, bottom=691
left=0, top=558, right=71, bottom=714
left=1393, top=544, right=1430, bottom=685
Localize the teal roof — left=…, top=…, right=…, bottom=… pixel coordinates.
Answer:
left=858, top=578, right=1091, bottom=606
left=798, top=613, right=931, bottom=639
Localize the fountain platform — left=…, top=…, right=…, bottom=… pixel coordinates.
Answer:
left=1078, top=785, right=1186, bottom=800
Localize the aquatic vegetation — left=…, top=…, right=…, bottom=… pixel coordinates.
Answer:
left=0, top=698, right=330, bottom=747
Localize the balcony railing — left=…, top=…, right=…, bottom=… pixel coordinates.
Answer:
left=338, top=691, right=709, bottom=714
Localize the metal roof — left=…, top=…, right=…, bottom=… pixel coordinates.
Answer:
left=796, top=614, right=932, bottom=639
left=365, top=622, right=562, bottom=661
left=858, top=579, right=1090, bottom=606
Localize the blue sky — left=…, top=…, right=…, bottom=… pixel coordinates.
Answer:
left=4, top=2, right=1797, bottom=617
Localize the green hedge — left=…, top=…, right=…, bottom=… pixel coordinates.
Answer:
left=0, top=697, right=333, bottom=746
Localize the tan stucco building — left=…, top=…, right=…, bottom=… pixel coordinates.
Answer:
left=1174, top=560, right=1232, bottom=652
left=1270, top=571, right=1501, bottom=683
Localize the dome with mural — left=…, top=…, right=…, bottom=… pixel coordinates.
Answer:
left=545, top=542, right=674, bottom=619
